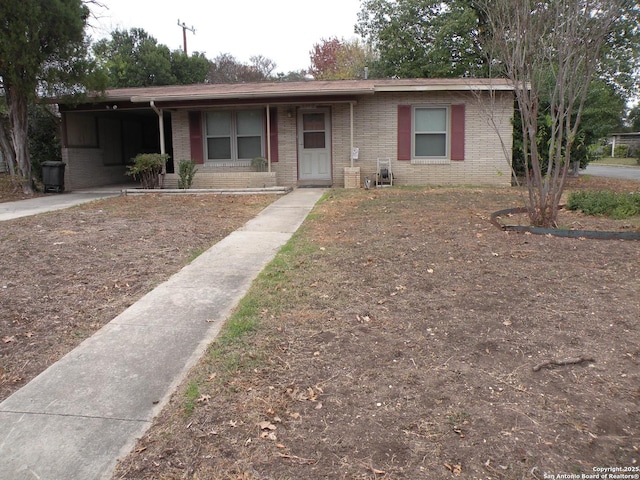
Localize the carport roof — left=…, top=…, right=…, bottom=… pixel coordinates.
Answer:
left=88, top=78, right=514, bottom=104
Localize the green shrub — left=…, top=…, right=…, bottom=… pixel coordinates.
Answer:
left=613, top=144, right=630, bottom=158
left=126, top=153, right=169, bottom=189
left=567, top=190, right=640, bottom=219
left=177, top=159, right=197, bottom=189
left=251, top=156, right=268, bottom=172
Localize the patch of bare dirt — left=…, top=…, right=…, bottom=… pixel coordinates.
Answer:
left=110, top=178, right=640, bottom=480
left=0, top=174, right=46, bottom=203
left=0, top=193, right=277, bottom=400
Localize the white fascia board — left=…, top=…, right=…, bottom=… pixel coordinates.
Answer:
left=374, top=83, right=515, bottom=93
left=129, top=88, right=375, bottom=104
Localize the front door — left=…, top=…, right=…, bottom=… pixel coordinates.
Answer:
left=298, top=108, right=331, bottom=182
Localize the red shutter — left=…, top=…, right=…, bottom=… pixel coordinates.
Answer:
left=188, top=112, right=204, bottom=164
left=451, top=104, right=465, bottom=161
left=397, top=105, right=412, bottom=161
left=269, top=108, right=278, bottom=162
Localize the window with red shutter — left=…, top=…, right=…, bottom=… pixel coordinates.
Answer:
left=450, top=104, right=465, bottom=161
left=188, top=112, right=204, bottom=164
left=269, top=108, right=278, bottom=163
left=397, top=105, right=412, bottom=161
left=398, top=104, right=465, bottom=162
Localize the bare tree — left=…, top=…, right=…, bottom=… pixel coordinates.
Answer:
left=475, top=0, right=627, bottom=227
left=250, top=55, right=277, bottom=79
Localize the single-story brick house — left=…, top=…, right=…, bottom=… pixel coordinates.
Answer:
left=57, top=78, right=514, bottom=190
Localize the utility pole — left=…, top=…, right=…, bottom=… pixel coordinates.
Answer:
left=177, top=19, right=195, bottom=54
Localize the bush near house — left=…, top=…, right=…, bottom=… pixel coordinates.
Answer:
left=126, top=153, right=169, bottom=189
left=177, top=159, right=197, bottom=189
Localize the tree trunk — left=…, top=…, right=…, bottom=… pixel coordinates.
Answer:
left=6, top=86, right=33, bottom=194
left=0, top=113, right=17, bottom=178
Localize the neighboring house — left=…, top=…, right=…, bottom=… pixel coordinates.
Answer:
left=609, top=132, right=640, bottom=156
left=57, top=78, right=514, bottom=190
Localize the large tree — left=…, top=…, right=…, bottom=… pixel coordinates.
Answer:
left=93, top=28, right=209, bottom=88
left=0, top=0, right=93, bottom=193
left=474, top=0, right=633, bottom=227
left=309, top=37, right=374, bottom=80
left=356, top=0, right=485, bottom=78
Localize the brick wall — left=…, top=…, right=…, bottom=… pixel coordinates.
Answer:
left=169, top=91, right=514, bottom=189
left=62, top=148, right=128, bottom=190
left=343, top=90, right=513, bottom=187
left=163, top=171, right=277, bottom=189
left=172, top=92, right=512, bottom=189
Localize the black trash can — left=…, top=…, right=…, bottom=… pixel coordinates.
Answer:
left=41, top=161, right=66, bottom=193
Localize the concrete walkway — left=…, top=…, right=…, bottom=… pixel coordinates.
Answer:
left=0, top=188, right=325, bottom=480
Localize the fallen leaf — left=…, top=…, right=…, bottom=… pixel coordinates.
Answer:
left=444, top=463, right=463, bottom=475
left=2, top=336, right=15, bottom=344
left=258, top=421, right=277, bottom=431
left=315, top=402, right=323, bottom=410
left=306, top=387, right=317, bottom=401
left=502, top=320, right=512, bottom=326
left=196, top=394, right=211, bottom=403
left=260, top=431, right=277, bottom=440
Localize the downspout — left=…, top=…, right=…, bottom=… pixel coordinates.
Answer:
left=150, top=101, right=166, bottom=187
left=266, top=104, right=271, bottom=173
left=350, top=101, right=354, bottom=167
left=150, top=101, right=166, bottom=155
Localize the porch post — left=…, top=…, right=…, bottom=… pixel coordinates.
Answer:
left=266, top=104, right=271, bottom=173
left=158, top=112, right=165, bottom=155
left=611, top=135, right=616, bottom=157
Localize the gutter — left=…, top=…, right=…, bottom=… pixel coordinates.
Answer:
left=129, top=88, right=376, bottom=104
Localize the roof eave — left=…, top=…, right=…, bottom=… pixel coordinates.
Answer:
left=374, top=84, right=514, bottom=93
left=129, top=88, right=376, bottom=103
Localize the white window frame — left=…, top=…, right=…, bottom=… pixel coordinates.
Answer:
left=205, top=109, right=264, bottom=166
left=412, top=105, right=450, bottom=165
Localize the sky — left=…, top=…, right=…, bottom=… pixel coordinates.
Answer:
left=89, top=0, right=363, bottom=74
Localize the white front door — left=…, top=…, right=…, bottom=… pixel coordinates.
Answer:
left=298, top=108, right=331, bottom=181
